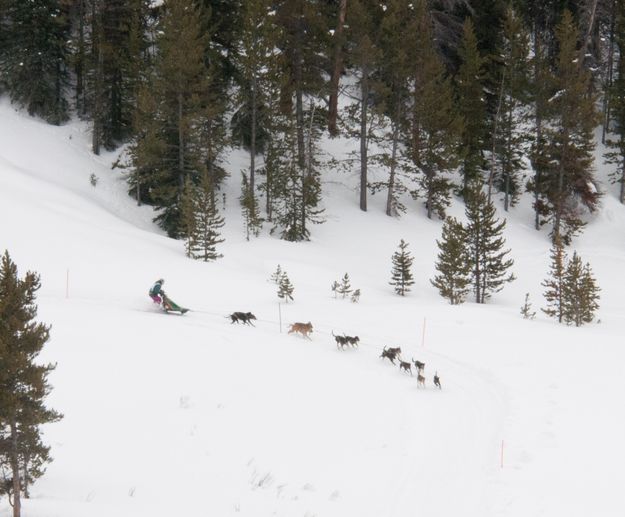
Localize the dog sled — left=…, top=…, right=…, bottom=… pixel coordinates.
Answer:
left=161, top=293, right=189, bottom=314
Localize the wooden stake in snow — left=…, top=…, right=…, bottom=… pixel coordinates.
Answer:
left=421, top=317, right=426, bottom=347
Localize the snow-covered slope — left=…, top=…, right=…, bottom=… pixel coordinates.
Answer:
left=1, top=99, right=624, bottom=517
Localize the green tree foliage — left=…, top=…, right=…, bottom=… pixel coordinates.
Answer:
left=465, top=186, right=515, bottom=303
left=409, top=0, right=462, bottom=219
left=431, top=217, right=472, bottom=304
left=0, top=251, right=62, bottom=516
left=455, top=18, right=488, bottom=197
left=240, top=172, right=263, bottom=240
left=492, top=6, right=532, bottom=211
left=541, top=235, right=566, bottom=323
left=520, top=293, right=536, bottom=319
left=540, top=10, right=600, bottom=243
left=390, top=239, right=415, bottom=296
left=82, top=0, right=149, bottom=153
left=181, top=172, right=225, bottom=261
left=278, top=272, right=295, bottom=302
left=561, top=252, right=600, bottom=326
left=0, top=0, right=70, bottom=124
left=342, top=0, right=385, bottom=212
left=270, top=264, right=283, bottom=284
left=337, top=273, right=353, bottom=299
left=128, top=0, right=226, bottom=237
left=231, top=0, right=278, bottom=184
left=605, top=0, right=625, bottom=204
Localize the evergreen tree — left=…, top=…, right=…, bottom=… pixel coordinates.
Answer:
left=562, top=252, right=600, bottom=326
left=541, top=235, right=567, bottom=323
left=278, top=272, right=294, bottom=303
left=390, top=239, right=415, bottom=296
left=181, top=172, right=225, bottom=261
left=465, top=186, right=515, bottom=303
left=342, top=0, right=385, bottom=212
left=455, top=18, right=488, bottom=197
left=351, top=288, right=361, bottom=303
left=492, top=6, right=532, bottom=211
left=270, top=264, right=283, bottom=284
left=232, top=0, right=279, bottom=198
left=240, top=172, right=263, bottom=240
left=0, top=0, right=70, bottom=124
left=0, top=251, right=62, bottom=517
left=267, top=114, right=324, bottom=241
left=331, top=280, right=340, bottom=298
left=541, top=10, right=600, bottom=243
left=431, top=217, right=472, bottom=304
left=128, top=0, right=225, bottom=237
left=377, top=0, right=417, bottom=217
left=409, top=0, right=462, bottom=219
left=337, top=273, right=353, bottom=299
left=605, top=0, right=625, bottom=204
left=83, top=0, right=149, bottom=153
left=520, top=293, right=536, bottom=319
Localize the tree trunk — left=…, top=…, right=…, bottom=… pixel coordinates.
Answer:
left=10, top=421, right=21, bottom=517
left=386, top=104, right=401, bottom=217
left=250, top=73, right=257, bottom=194
left=602, top=0, right=616, bottom=144
left=359, top=65, right=369, bottom=212
left=178, top=92, right=185, bottom=190
left=426, top=167, right=433, bottom=219
left=533, top=30, right=543, bottom=231
left=488, top=71, right=505, bottom=204
left=92, top=2, right=103, bottom=155
left=328, top=0, right=348, bottom=136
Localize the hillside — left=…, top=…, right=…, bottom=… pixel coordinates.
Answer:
left=1, top=99, right=625, bottom=517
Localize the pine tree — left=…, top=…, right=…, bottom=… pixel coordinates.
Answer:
left=128, top=0, right=225, bottom=237
left=390, top=239, right=415, bottom=296
left=331, top=280, right=340, bottom=298
left=493, top=6, right=532, bottom=211
left=342, top=0, right=385, bottom=212
left=562, top=252, right=600, bottom=326
left=0, top=251, right=62, bottom=517
left=270, top=265, right=283, bottom=284
left=541, top=235, right=567, bottom=323
left=240, top=172, right=263, bottom=240
left=378, top=0, right=416, bottom=217
left=541, top=10, right=600, bottom=243
left=606, top=0, right=625, bottom=204
left=409, top=0, right=462, bottom=219
left=351, top=289, right=361, bottom=303
left=232, top=0, right=279, bottom=199
left=0, top=0, right=70, bottom=124
left=431, top=217, right=472, bottom=304
left=81, top=0, right=149, bottom=153
left=181, top=172, right=225, bottom=261
left=455, top=18, right=488, bottom=197
left=465, top=186, right=515, bottom=303
left=337, top=273, right=353, bottom=299
left=520, top=293, right=536, bottom=319
left=278, top=273, right=294, bottom=303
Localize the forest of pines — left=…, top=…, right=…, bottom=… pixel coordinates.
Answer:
left=0, top=1, right=615, bottom=276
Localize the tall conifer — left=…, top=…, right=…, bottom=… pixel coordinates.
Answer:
left=0, top=252, right=62, bottom=517
left=390, top=239, right=415, bottom=296
left=431, top=217, right=472, bottom=304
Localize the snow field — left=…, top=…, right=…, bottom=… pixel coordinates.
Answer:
left=1, top=100, right=625, bottom=516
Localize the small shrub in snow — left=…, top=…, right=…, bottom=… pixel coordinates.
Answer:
left=90, top=173, right=98, bottom=187
left=520, top=293, right=536, bottom=319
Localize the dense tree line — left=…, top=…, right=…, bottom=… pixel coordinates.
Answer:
left=0, top=0, right=622, bottom=248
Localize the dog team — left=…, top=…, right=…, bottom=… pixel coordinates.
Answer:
left=229, top=311, right=442, bottom=390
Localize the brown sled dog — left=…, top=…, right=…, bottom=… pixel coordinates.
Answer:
left=288, top=322, right=313, bottom=339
